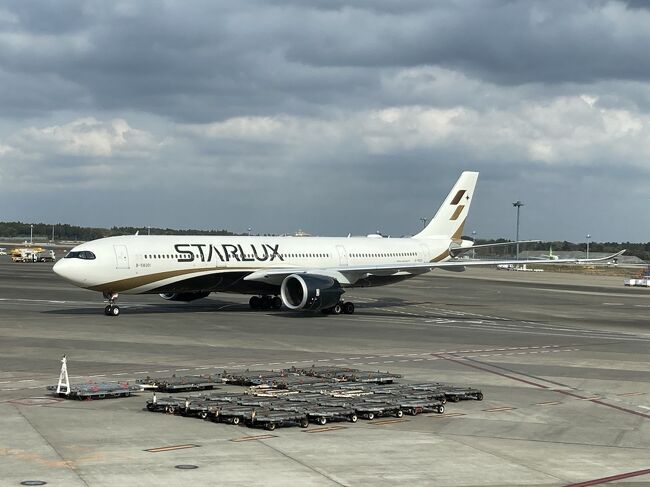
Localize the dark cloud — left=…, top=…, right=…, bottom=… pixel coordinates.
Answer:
left=1, top=0, right=649, bottom=122
left=0, top=0, right=649, bottom=242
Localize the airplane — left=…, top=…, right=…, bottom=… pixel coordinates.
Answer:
left=53, top=171, right=624, bottom=316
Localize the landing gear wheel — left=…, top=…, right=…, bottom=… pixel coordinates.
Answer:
left=331, top=303, right=343, bottom=315
left=271, top=296, right=282, bottom=310
left=261, top=295, right=273, bottom=310
left=249, top=296, right=261, bottom=309
left=103, top=292, right=120, bottom=316
left=342, top=302, right=355, bottom=314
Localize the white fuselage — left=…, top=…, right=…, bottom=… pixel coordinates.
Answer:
left=53, top=234, right=452, bottom=295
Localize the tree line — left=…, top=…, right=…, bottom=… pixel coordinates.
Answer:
left=1, top=221, right=647, bottom=261
left=476, top=238, right=650, bottom=262
left=0, top=221, right=237, bottom=241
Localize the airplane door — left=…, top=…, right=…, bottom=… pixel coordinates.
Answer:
left=418, top=243, right=430, bottom=263
left=114, top=245, right=130, bottom=269
left=336, top=245, right=348, bottom=266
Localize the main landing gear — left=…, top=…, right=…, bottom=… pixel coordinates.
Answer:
left=249, top=295, right=283, bottom=310
left=103, top=292, right=120, bottom=317
left=322, top=301, right=355, bottom=315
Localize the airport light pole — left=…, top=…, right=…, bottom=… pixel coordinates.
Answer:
left=30, top=224, right=33, bottom=245
left=512, top=201, right=524, bottom=260
left=586, top=234, right=591, bottom=260
left=420, top=218, right=427, bottom=229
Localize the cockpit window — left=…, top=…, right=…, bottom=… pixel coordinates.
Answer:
left=65, top=251, right=96, bottom=260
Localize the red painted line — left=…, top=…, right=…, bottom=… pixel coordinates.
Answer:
left=554, top=390, right=650, bottom=420
left=437, top=354, right=650, bottom=420
left=434, top=354, right=549, bottom=389
left=564, top=467, right=650, bottom=486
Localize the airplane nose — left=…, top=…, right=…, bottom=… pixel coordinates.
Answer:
left=53, top=259, right=82, bottom=284
left=52, top=259, right=68, bottom=279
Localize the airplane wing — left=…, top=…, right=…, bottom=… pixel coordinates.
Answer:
left=243, top=250, right=626, bottom=286
left=449, top=240, right=540, bottom=258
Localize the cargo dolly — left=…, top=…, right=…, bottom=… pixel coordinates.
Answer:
left=304, top=405, right=358, bottom=425
left=249, top=409, right=310, bottom=431
left=49, top=355, right=141, bottom=400
left=47, top=381, right=140, bottom=400
left=136, top=374, right=221, bottom=392
left=145, top=394, right=188, bottom=414
left=439, top=386, right=484, bottom=402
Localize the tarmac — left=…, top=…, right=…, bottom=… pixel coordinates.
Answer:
left=0, top=257, right=648, bottom=486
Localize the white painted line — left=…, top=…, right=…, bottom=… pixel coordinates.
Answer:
left=176, top=368, right=190, bottom=372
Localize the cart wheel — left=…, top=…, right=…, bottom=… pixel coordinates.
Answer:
left=349, top=414, right=357, bottom=423
left=146, top=403, right=155, bottom=411
left=266, top=422, right=276, bottom=431
left=318, top=417, right=327, bottom=425
left=199, top=411, right=208, bottom=419
left=476, top=392, right=484, bottom=401
left=395, top=410, right=403, bottom=418
left=451, top=395, right=460, bottom=402
left=300, top=418, right=309, bottom=428
left=437, top=405, right=445, bottom=414
left=408, top=409, right=416, bottom=416
left=366, top=412, right=374, bottom=420
left=232, top=417, right=240, bottom=425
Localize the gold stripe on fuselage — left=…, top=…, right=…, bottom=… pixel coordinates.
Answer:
left=88, top=267, right=255, bottom=293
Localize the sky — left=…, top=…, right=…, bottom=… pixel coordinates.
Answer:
left=0, top=0, right=649, bottom=242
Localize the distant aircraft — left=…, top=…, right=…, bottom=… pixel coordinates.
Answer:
left=53, top=172, right=623, bottom=316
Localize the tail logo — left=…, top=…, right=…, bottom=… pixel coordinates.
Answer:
left=449, top=190, right=470, bottom=221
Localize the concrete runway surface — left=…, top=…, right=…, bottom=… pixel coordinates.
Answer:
left=0, top=258, right=648, bottom=486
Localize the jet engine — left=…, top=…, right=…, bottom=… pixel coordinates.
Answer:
left=280, top=274, right=344, bottom=311
left=159, top=292, right=210, bottom=302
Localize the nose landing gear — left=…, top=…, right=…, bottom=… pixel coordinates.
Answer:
left=103, top=292, right=120, bottom=316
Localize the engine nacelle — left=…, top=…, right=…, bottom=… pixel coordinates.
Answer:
left=159, top=292, right=210, bottom=302
left=280, top=274, right=344, bottom=311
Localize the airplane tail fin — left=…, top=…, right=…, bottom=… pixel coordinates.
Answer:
left=413, top=171, right=479, bottom=240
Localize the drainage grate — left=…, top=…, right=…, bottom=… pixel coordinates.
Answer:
left=174, top=465, right=198, bottom=470
left=21, top=482, right=47, bottom=486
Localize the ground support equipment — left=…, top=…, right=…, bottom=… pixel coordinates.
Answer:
left=137, top=374, right=221, bottom=392
left=48, top=381, right=140, bottom=400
